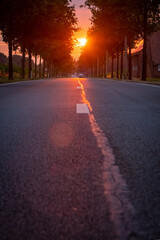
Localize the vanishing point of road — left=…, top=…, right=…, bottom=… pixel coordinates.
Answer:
left=0, top=78, right=160, bottom=240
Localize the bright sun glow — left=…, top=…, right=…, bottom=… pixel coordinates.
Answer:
left=77, top=38, right=87, bottom=47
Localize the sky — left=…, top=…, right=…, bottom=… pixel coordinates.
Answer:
left=0, top=35, right=8, bottom=57
left=0, top=0, right=91, bottom=60
left=71, top=0, right=92, bottom=59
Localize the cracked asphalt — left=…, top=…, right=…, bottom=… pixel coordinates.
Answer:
left=0, top=78, right=160, bottom=240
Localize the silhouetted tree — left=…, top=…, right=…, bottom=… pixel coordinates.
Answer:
left=0, top=0, right=77, bottom=80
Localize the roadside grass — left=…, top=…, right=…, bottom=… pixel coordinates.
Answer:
left=111, top=75, right=160, bottom=84
left=0, top=77, right=25, bottom=84
left=146, top=77, right=160, bottom=83
left=131, top=77, right=160, bottom=84
left=107, top=72, right=160, bottom=84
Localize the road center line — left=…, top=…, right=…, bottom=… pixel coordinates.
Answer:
left=78, top=79, right=139, bottom=239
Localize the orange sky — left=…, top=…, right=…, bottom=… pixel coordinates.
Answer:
left=0, top=34, right=8, bottom=56
left=0, top=1, right=91, bottom=59
left=72, top=0, right=91, bottom=60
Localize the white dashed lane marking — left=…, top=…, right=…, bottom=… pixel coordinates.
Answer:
left=76, top=104, right=90, bottom=114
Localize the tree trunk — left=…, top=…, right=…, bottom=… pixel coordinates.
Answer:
left=21, top=46, right=25, bottom=79
left=124, top=36, right=128, bottom=79
left=52, top=65, right=54, bottom=77
left=43, top=59, right=45, bottom=78
left=28, top=48, right=32, bottom=79
left=116, top=51, right=119, bottom=79
left=55, top=67, right=57, bottom=77
left=111, top=53, right=114, bottom=78
left=97, top=58, right=99, bottom=78
left=47, top=63, right=49, bottom=78
left=120, top=44, right=123, bottom=79
left=8, top=38, right=13, bottom=80
left=50, top=65, right=52, bottom=78
left=39, top=56, right=41, bottom=78
left=50, top=65, right=52, bottom=77
left=106, top=50, right=108, bottom=78
left=54, top=66, right=56, bottom=77
left=128, top=38, right=132, bottom=80
left=35, top=54, right=37, bottom=78
left=92, top=65, right=94, bottom=77
left=141, top=6, right=147, bottom=81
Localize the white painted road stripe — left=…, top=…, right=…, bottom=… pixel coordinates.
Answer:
left=121, top=81, right=160, bottom=89
left=0, top=82, right=21, bottom=87
left=76, top=104, right=90, bottom=114
left=136, top=83, right=160, bottom=88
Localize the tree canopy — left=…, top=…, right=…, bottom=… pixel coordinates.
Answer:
left=79, top=0, right=160, bottom=80
left=0, top=0, right=77, bottom=79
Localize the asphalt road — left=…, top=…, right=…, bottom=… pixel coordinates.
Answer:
left=0, top=78, right=160, bottom=240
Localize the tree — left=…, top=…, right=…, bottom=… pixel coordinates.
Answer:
left=83, top=0, right=138, bottom=79
left=0, top=0, right=20, bottom=79
left=82, top=0, right=160, bottom=80
left=0, top=0, right=77, bottom=80
left=130, top=0, right=160, bottom=80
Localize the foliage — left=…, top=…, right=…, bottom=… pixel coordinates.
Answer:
left=0, top=64, right=8, bottom=75
left=0, top=0, right=77, bottom=79
left=0, top=52, right=7, bottom=64
left=79, top=0, right=160, bottom=80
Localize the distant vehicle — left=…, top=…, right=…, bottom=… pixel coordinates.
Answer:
left=78, top=73, right=84, bottom=78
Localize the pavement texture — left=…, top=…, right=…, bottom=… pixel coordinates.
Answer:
left=83, top=78, right=160, bottom=239
left=0, top=78, right=160, bottom=240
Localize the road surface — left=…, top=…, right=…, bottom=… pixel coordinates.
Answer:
left=0, top=78, right=160, bottom=240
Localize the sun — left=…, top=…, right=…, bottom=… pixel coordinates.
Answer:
left=77, top=38, right=87, bottom=47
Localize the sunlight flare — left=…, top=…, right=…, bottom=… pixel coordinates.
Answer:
left=77, top=38, right=87, bottom=47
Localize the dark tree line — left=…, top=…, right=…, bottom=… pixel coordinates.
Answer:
left=0, top=0, right=77, bottom=80
left=79, top=0, right=160, bottom=80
